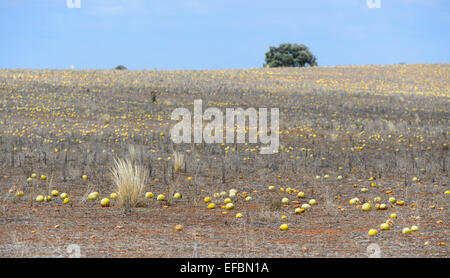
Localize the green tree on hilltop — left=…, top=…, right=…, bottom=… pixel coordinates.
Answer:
left=264, top=43, right=318, bottom=68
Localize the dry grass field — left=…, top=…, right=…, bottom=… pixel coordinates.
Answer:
left=0, top=64, right=448, bottom=257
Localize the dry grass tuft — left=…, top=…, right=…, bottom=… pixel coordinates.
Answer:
left=80, top=183, right=97, bottom=204
left=264, top=194, right=283, bottom=211
left=128, top=145, right=137, bottom=164
left=173, top=151, right=185, bottom=173
left=111, top=158, right=148, bottom=208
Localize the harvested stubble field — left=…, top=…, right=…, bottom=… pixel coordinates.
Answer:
left=0, top=64, right=448, bottom=258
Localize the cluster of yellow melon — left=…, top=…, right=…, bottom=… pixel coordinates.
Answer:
left=271, top=185, right=315, bottom=213
left=272, top=186, right=316, bottom=231
left=373, top=224, right=419, bottom=236
left=32, top=190, right=70, bottom=204
left=87, top=191, right=117, bottom=207
left=144, top=191, right=182, bottom=202
left=349, top=197, right=391, bottom=211
left=87, top=189, right=183, bottom=207
left=368, top=212, right=420, bottom=236
left=270, top=185, right=318, bottom=231
left=401, top=226, right=419, bottom=235
left=368, top=213, right=396, bottom=236
left=203, top=189, right=249, bottom=218
left=19, top=173, right=90, bottom=205
left=354, top=178, right=414, bottom=237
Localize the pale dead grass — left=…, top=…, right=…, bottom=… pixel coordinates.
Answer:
left=110, top=158, right=148, bottom=208
left=173, top=151, right=185, bottom=173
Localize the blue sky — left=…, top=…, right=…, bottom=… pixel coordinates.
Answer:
left=0, top=0, right=448, bottom=69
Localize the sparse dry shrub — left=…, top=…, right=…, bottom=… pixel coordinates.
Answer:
left=173, top=151, right=185, bottom=173
left=166, top=181, right=177, bottom=205
left=110, top=157, right=148, bottom=208
left=128, top=145, right=136, bottom=164
left=80, top=183, right=97, bottom=204
left=263, top=193, right=282, bottom=211
left=254, top=208, right=281, bottom=223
